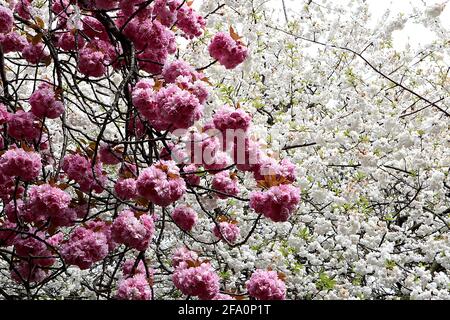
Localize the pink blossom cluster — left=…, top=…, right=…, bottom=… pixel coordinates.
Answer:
left=253, top=158, right=297, bottom=183
left=160, top=142, right=189, bottom=163
left=111, top=209, right=155, bottom=251
left=171, top=247, right=198, bottom=268
left=136, top=160, right=186, bottom=206
left=198, top=105, right=253, bottom=161
left=14, top=0, right=32, bottom=20
left=211, top=293, right=234, bottom=300
left=246, top=270, right=286, bottom=300
left=29, top=83, right=65, bottom=119
left=211, top=170, right=239, bottom=199
left=119, top=13, right=176, bottom=74
left=61, top=223, right=111, bottom=269
left=176, top=5, right=206, bottom=39
left=7, top=231, right=64, bottom=283
left=0, top=32, right=27, bottom=53
left=5, top=199, right=32, bottom=223
left=0, top=148, right=42, bottom=182
left=11, top=261, right=46, bottom=284
left=116, top=259, right=153, bottom=300
left=212, top=105, right=252, bottom=133
left=57, top=31, right=85, bottom=51
left=127, top=113, right=146, bottom=138
left=187, top=131, right=220, bottom=165
left=249, top=184, right=301, bottom=222
left=203, top=151, right=232, bottom=171
left=27, top=184, right=75, bottom=226
left=51, top=0, right=72, bottom=16
left=85, top=219, right=117, bottom=251
left=233, top=138, right=264, bottom=172
left=213, top=221, right=240, bottom=244
left=122, top=259, right=147, bottom=277
left=208, top=32, right=249, bottom=69
left=78, top=39, right=117, bottom=77
left=154, top=84, right=203, bottom=130
left=0, top=173, right=25, bottom=202
left=114, top=178, right=137, bottom=200
left=51, top=0, right=74, bottom=28
left=116, top=275, right=152, bottom=300
left=171, top=205, right=197, bottom=232
left=119, top=0, right=149, bottom=16
left=172, top=248, right=220, bottom=299
left=170, top=75, right=210, bottom=107
left=132, top=81, right=203, bottom=131
left=22, top=43, right=50, bottom=65
left=82, top=16, right=108, bottom=40
left=0, top=220, right=17, bottom=246
left=181, top=164, right=201, bottom=186
left=95, top=0, right=119, bottom=10
left=152, top=0, right=181, bottom=26
left=62, top=153, right=106, bottom=193
left=14, top=230, right=56, bottom=268
left=0, top=6, right=14, bottom=34
left=99, top=143, right=123, bottom=165
left=6, top=110, right=41, bottom=141
left=162, top=60, right=200, bottom=84
left=185, top=131, right=232, bottom=171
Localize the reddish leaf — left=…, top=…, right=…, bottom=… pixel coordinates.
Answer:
left=229, top=26, right=242, bottom=42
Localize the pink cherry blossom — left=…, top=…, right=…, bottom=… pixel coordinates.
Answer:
left=208, top=32, right=248, bottom=69
left=0, top=220, right=17, bottom=247
left=0, top=103, right=9, bottom=124
left=13, top=230, right=56, bottom=267
left=249, top=184, right=300, bottom=222
left=246, top=270, right=286, bottom=300
left=172, top=262, right=220, bottom=300
left=152, top=0, right=181, bottom=26
left=172, top=205, right=197, bottom=232
left=213, top=221, right=240, bottom=244
left=14, top=0, right=32, bottom=20
left=7, top=110, right=41, bottom=141
left=0, top=32, right=27, bottom=53
left=172, top=247, right=198, bottom=268
left=111, top=210, right=155, bottom=251
left=29, top=83, right=65, bottom=119
left=116, top=275, right=152, bottom=300
left=0, top=148, right=42, bottom=181
left=136, top=160, right=186, bottom=206
left=211, top=170, right=239, bottom=199
left=122, top=259, right=147, bottom=277
left=162, top=60, right=199, bottom=84
left=62, top=153, right=106, bottom=193
left=213, top=105, right=252, bottom=133
left=99, top=143, right=123, bottom=165
left=82, top=16, right=108, bottom=40
left=95, top=0, right=119, bottom=10
left=11, top=261, right=46, bottom=284
left=181, top=164, right=200, bottom=186
left=27, top=184, right=73, bottom=225
left=57, top=31, right=86, bottom=51
left=61, top=225, right=110, bottom=270
left=176, top=5, right=205, bottom=39
left=211, top=293, right=234, bottom=300
left=0, top=7, right=13, bottom=34
left=114, top=178, right=137, bottom=200
left=22, top=42, right=50, bottom=65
